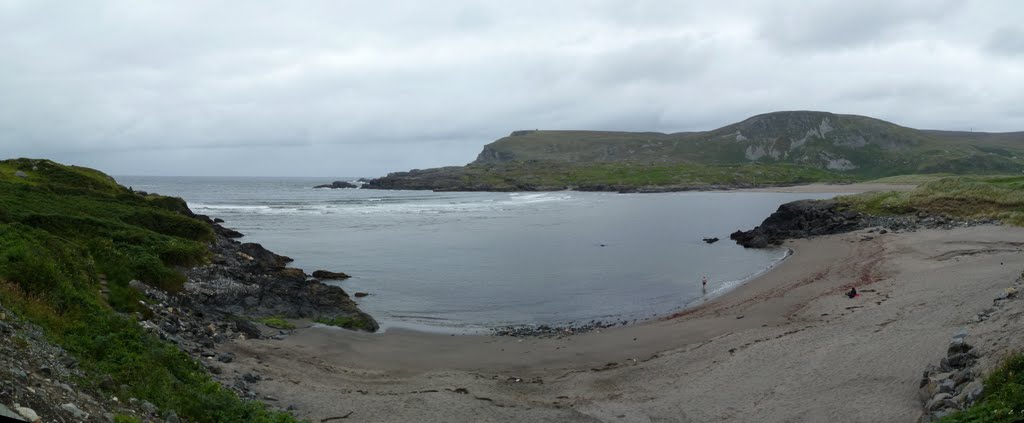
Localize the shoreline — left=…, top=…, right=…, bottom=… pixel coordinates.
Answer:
left=208, top=224, right=1024, bottom=422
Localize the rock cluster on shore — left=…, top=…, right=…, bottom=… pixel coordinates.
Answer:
left=117, top=217, right=378, bottom=406
left=730, top=199, right=999, bottom=248
left=186, top=217, right=376, bottom=329
left=918, top=332, right=983, bottom=421
left=494, top=320, right=628, bottom=337
left=917, top=266, right=1023, bottom=421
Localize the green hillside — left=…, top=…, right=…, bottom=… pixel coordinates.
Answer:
left=368, top=111, right=1024, bottom=191
left=0, top=158, right=296, bottom=422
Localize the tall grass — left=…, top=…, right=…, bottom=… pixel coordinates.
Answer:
left=839, top=176, right=1024, bottom=225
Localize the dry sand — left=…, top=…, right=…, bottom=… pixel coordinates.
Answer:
left=214, top=224, right=1024, bottom=423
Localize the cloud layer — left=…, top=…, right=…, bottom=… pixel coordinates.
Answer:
left=1, top=0, right=1022, bottom=176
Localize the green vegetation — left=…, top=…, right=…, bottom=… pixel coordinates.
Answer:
left=867, top=174, right=957, bottom=185
left=374, top=161, right=854, bottom=191
left=838, top=176, right=1024, bottom=225
left=941, top=353, right=1024, bottom=422
left=0, top=158, right=298, bottom=422
left=257, top=316, right=296, bottom=330
left=315, top=315, right=375, bottom=331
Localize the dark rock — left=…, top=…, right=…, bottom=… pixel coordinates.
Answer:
left=242, top=372, right=261, bottom=383
left=314, top=181, right=357, bottom=189
left=214, top=224, right=244, bottom=239
left=213, top=218, right=225, bottom=223
left=217, top=352, right=235, bottom=363
left=730, top=200, right=863, bottom=248
left=312, top=270, right=351, bottom=280
left=947, top=338, right=972, bottom=356
left=702, top=237, right=719, bottom=244
left=234, top=320, right=262, bottom=339
left=354, top=292, right=369, bottom=298
left=238, top=243, right=292, bottom=269
left=946, top=352, right=978, bottom=369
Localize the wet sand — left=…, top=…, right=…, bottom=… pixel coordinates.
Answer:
left=212, top=224, right=1024, bottom=422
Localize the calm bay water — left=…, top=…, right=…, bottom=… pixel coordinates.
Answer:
left=116, top=176, right=834, bottom=333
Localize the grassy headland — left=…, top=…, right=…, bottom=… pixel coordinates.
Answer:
left=0, top=158, right=297, bottom=422
left=367, top=111, right=1024, bottom=192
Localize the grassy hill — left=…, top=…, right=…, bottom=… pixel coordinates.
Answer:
left=0, top=158, right=296, bottom=422
left=368, top=111, right=1024, bottom=191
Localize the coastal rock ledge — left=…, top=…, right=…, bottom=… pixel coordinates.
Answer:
left=730, top=199, right=862, bottom=248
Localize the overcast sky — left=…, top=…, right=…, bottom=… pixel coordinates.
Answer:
left=2, top=1, right=1022, bottom=176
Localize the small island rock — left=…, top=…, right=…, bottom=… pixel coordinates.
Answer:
left=312, top=270, right=351, bottom=280
left=314, top=181, right=357, bottom=189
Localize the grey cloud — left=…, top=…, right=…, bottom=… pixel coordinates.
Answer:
left=757, top=0, right=966, bottom=51
left=986, top=26, right=1024, bottom=57
left=1, top=1, right=1022, bottom=176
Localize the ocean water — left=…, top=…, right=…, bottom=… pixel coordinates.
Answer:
left=116, top=176, right=835, bottom=333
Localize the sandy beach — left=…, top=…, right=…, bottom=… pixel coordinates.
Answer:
left=205, top=222, right=1024, bottom=422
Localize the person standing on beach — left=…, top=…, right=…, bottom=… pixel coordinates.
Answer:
left=702, top=275, right=708, bottom=294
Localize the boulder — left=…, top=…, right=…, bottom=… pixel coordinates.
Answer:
left=238, top=243, right=292, bottom=269
left=947, top=337, right=972, bottom=356
left=14, top=406, right=39, bottom=423
left=312, top=270, right=351, bottom=280
left=354, top=292, right=369, bottom=298
left=235, top=319, right=262, bottom=339
left=0, top=404, right=25, bottom=422
left=925, top=393, right=951, bottom=411
left=702, top=237, right=719, bottom=244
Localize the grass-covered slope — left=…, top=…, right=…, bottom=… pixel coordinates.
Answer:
left=368, top=111, right=1024, bottom=191
left=474, top=111, right=1024, bottom=178
left=0, top=158, right=297, bottom=422
left=838, top=176, right=1024, bottom=226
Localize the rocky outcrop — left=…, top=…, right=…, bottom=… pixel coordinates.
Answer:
left=181, top=223, right=375, bottom=331
left=312, top=270, right=351, bottom=280
left=730, top=200, right=862, bottom=248
left=314, top=181, right=357, bottom=189
left=731, top=200, right=1001, bottom=249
